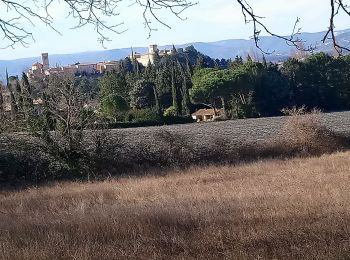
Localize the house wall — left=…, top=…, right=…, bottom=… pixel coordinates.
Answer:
left=76, top=64, right=97, bottom=74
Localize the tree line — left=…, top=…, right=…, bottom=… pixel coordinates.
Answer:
left=99, top=49, right=350, bottom=122
left=2, top=47, right=350, bottom=127
left=2, top=46, right=350, bottom=183
left=192, top=52, right=350, bottom=119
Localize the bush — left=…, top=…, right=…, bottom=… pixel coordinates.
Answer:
left=162, top=115, right=194, bottom=125
left=163, top=106, right=177, bottom=117
left=125, top=108, right=161, bottom=123
left=279, top=109, right=349, bottom=155
left=108, top=114, right=194, bottom=129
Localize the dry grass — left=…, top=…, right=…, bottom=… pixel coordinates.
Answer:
left=1, top=152, right=350, bottom=259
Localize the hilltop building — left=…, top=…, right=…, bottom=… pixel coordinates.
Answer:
left=130, top=44, right=183, bottom=66
left=97, top=61, right=120, bottom=73
left=26, top=44, right=182, bottom=79
left=26, top=53, right=120, bottom=79
left=41, top=53, right=49, bottom=70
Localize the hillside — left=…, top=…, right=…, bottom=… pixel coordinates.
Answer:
left=1, top=28, right=350, bottom=80
left=1, top=151, right=350, bottom=259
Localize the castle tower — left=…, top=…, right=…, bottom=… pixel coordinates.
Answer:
left=41, top=53, right=49, bottom=70
left=148, top=44, right=158, bottom=54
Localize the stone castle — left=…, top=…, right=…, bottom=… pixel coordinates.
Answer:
left=130, top=44, right=183, bottom=66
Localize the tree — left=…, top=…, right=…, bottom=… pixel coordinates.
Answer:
left=99, top=72, right=130, bottom=121
left=2, top=1, right=349, bottom=54
left=0, top=0, right=196, bottom=48
left=130, top=79, right=156, bottom=109
left=254, top=63, right=290, bottom=117
left=20, top=73, right=34, bottom=122
left=101, top=94, right=129, bottom=121
left=181, top=59, right=192, bottom=115
left=0, top=85, right=3, bottom=119
left=190, top=68, right=237, bottom=117
left=75, top=77, right=99, bottom=100
left=235, top=0, right=350, bottom=55
left=99, top=72, right=130, bottom=100
left=33, top=74, right=106, bottom=175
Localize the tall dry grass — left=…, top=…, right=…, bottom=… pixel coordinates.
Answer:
left=1, top=152, right=350, bottom=259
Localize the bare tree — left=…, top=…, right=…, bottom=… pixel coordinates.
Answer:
left=0, top=0, right=196, bottom=48
left=1, top=0, right=349, bottom=54
left=291, top=41, right=309, bottom=60
left=40, top=75, right=88, bottom=161
left=235, top=0, right=350, bottom=55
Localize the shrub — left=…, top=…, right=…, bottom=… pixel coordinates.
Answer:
left=153, top=129, right=195, bottom=166
left=280, top=110, right=348, bottom=155
left=125, top=108, right=161, bottom=123
left=162, top=115, right=194, bottom=125
left=163, top=106, right=177, bottom=117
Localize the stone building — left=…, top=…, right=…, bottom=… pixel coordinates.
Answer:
left=41, top=53, right=49, bottom=70
left=130, top=44, right=178, bottom=66
left=192, top=109, right=224, bottom=122
left=27, top=53, right=50, bottom=79
left=96, top=61, right=120, bottom=73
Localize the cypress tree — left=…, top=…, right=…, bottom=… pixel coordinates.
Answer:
left=178, top=60, right=191, bottom=115
left=21, top=73, right=34, bottom=123
left=171, top=60, right=179, bottom=115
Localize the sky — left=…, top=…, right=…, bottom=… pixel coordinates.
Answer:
left=0, top=0, right=349, bottom=60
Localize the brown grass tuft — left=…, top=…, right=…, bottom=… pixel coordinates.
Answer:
left=278, top=109, right=349, bottom=155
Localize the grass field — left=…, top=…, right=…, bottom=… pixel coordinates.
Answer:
left=1, top=151, right=350, bottom=259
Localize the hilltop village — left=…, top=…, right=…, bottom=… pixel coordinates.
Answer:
left=1, top=44, right=221, bottom=120
left=2, top=44, right=350, bottom=125
left=26, top=44, right=179, bottom=79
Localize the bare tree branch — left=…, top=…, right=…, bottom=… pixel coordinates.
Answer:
left=1, top=0, right=349, bottom=54
left=0, top=0, right=196, bottom=48
left=235, top=0, right=350, bottom=55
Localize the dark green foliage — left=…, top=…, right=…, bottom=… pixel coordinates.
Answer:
left=130, top=79, right=156, bottom=109
left=189, top=52, right=350, bottom=118
left=75, top=76, right=99, bottom=99
left=125, top=107, right=161, bottom=123
left=99, top=71, right=131, bottom=120
left=109, top=114, right=194, bottom=128
left=99, top=71, right=130, bottom=100
left=254, top=63, right=289, bottom=117
left=281, top=54, right=350, bottom=111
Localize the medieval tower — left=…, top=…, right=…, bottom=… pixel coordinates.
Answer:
left=41, top=53, right=49, bottom=70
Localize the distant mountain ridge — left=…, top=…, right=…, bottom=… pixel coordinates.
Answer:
left=1, top=28, right=350, bottom=81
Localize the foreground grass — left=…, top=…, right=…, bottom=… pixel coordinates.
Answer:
left=1, top=152, right=350, bottom=259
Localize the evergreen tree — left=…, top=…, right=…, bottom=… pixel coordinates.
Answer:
left=180, top=60, right=191, bottom=115
left=21, top=73, right=34, bottom=122
left=171, top=60, right=179, bottom=115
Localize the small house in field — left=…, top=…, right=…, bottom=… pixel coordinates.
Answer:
left=191, top=108, right=223, bottom=122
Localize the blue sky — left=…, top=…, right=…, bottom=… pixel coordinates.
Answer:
left=0, top=0, right=349, bottom=60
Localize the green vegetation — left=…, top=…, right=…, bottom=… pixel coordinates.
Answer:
left=96, top=50, right=350, bottom=121
left=2, top=47, right=350, bottom=185
left=5, top=48, right=350, bottom=126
